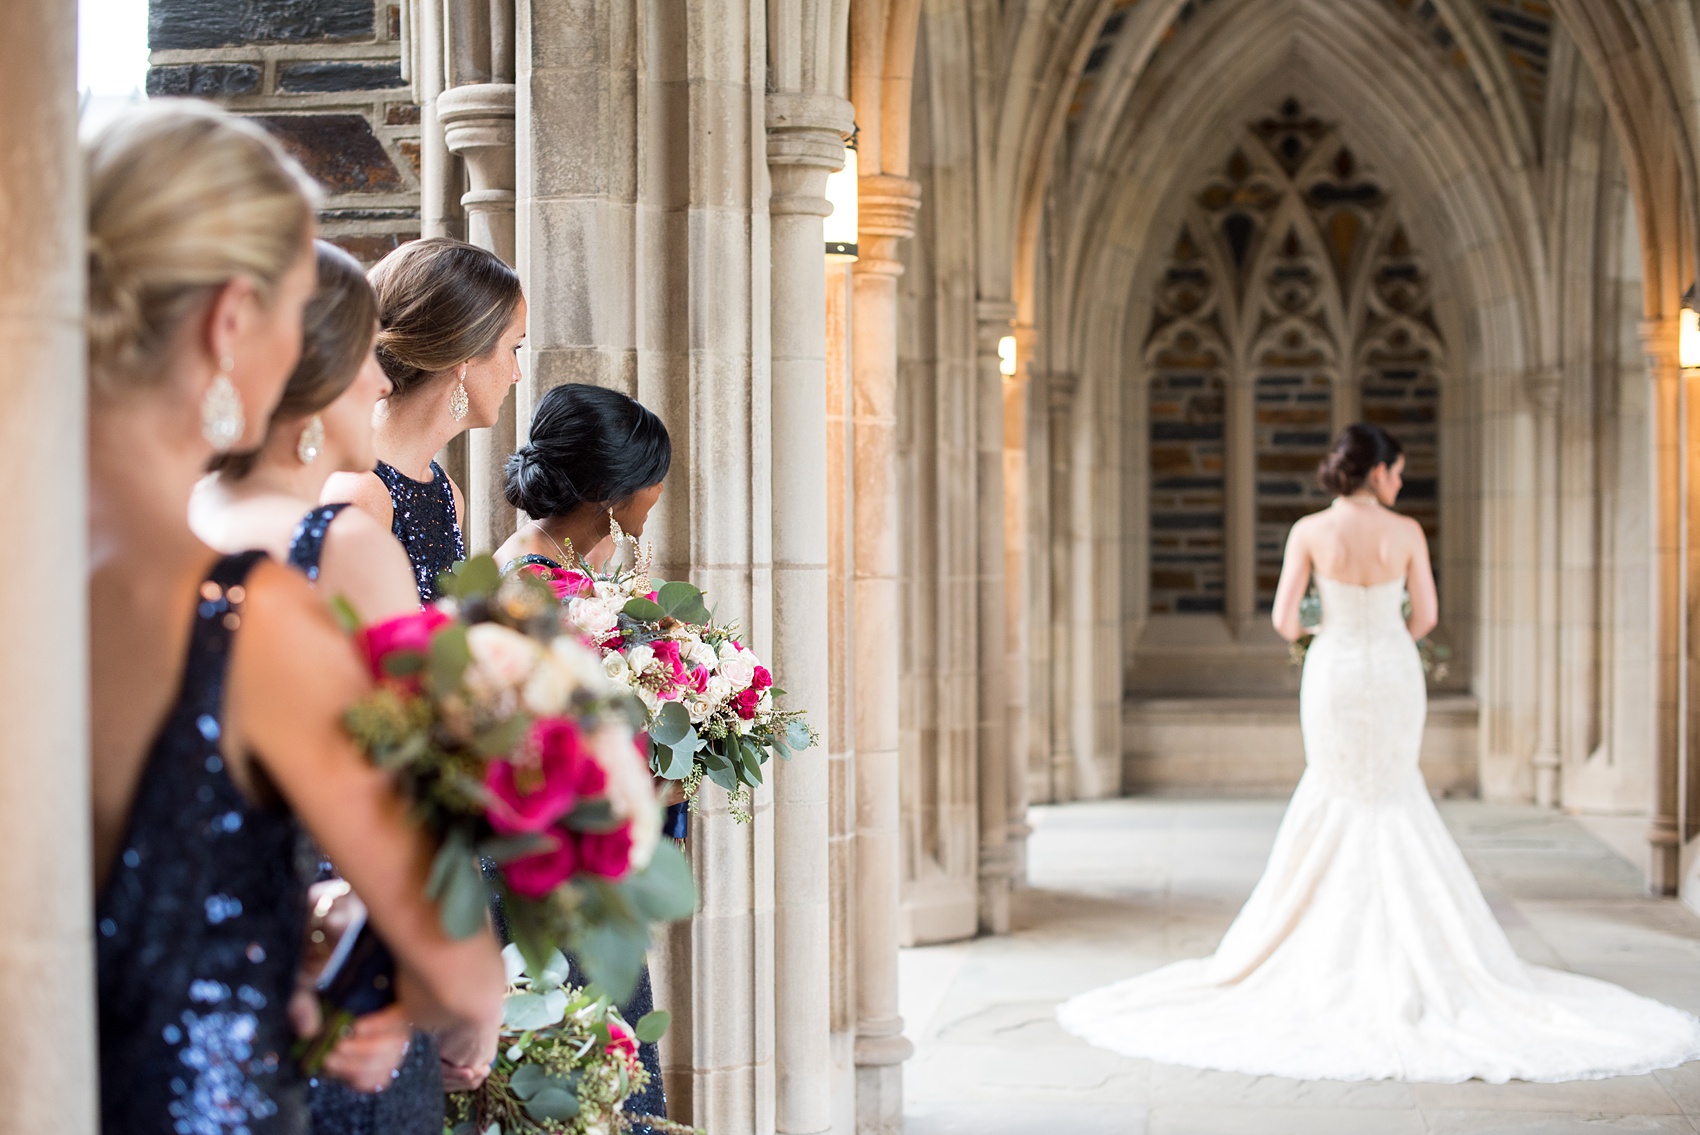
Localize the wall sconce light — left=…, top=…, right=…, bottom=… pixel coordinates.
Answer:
left=998, top=335, right=1017, bottom=377
left=1683, top=285, right=1700, bottom=370
left=824, top=134, right=858, bottom=263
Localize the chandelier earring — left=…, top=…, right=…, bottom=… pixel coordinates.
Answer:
left=448, top=364, right=470, bottom=422
left=607, top=508, right=629, bottom=562
left=201, top=355, right=245, bottom=451
left=296, top=414, right=325, bottom=465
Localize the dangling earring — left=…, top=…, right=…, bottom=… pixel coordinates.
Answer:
left=608, top=508, right=628, bottom=561
left=296, top=414, right=325, bottom=465
left=448, top=365, right=470, bottom=422
left=201, top=356, right=244, bottom=451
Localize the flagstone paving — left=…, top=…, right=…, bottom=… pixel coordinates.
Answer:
left=900, top=798, right=1700, bottom=1134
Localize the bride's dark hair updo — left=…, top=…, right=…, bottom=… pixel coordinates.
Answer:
left=505, top=383, right=672, bottom=519
left=1318, top=422, right=1403, bottom=496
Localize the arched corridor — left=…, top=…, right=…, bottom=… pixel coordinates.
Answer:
left=901, top=799, right=1700, bottom=1133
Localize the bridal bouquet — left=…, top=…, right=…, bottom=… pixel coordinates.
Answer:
left=518, top=543, right=815, bottom=824
left=337, top=556, right=696, bottom=998
left=446, top=945, right=693, bottom=1135
left=1288, top=586, right=1452, bottom=683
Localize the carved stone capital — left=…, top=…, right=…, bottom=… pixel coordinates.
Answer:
left=855, top=175, right=921, bottom=276
left=1640, top=317, right=1682, bottom=374
left=438, top=82, right=516, bottom=200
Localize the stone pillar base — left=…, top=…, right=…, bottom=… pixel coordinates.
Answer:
left=854, top=1062, right=905, bottom=1135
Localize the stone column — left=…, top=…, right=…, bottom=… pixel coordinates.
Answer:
left=1048, top=372, right=1079, bottom=801
left=1529, top=370, right=1562, bottom=808
left=440, top=2, right=517, bottom=554
left=974, top=301, right=1014, bottom=933
left=852, top=174, right=920, bottom=1135
left=1224, top=374, right=1256, bottom=631
left=1643, top=318, right=1682, bottom=893
left=766, top=90, right=852, bottom=1135
left=1005, top=323, right=1038, bottom=877
left=411, top=0, right=464, bottom=241
left=0, top=3, right=95, bottom=1132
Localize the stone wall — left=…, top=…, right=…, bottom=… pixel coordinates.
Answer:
left=147, top=0, right=424, bottom=262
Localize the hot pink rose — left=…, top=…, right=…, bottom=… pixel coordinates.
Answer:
left=546, top=569, right=595, bottom=600
left=651, top=640, right=686, bottom=683
left=751, top=665, right=772, bottom=691
left=606, top=1016, right=640, bottom=1070
left=502, top=837, right=580, bottom=899
left=687, top=665, right=710, bottom=694
left=577, top=824, right=635, bottom=880
left=733, top=688, right=760, bottom=720
left=486, top=718, right=607, bottom=834
left=357, top=607, right=452, bottom=686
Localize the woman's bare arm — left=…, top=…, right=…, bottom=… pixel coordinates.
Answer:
left=225, top=563, right=504, bottom=1036
left=1270, top=519, right=1314, bottom=642
left=317, top=508, right=422, bottom=622
left=1405, top=520, right=1439, bottom=640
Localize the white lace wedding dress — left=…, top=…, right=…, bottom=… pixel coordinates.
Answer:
left=1057, top=574, right=1700, bottom=1083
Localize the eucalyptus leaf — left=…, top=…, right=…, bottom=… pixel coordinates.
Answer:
left=440, top=853, right=489, bottom=940
left=571, top=917, right=646, bottom=1002
left=479, top=832, right=553, bottom=864
left=473, top=711, right=532, bottom=756
left=328, top=594, right=363, bottom=636
left=567, top=797, right=620, bottom=831
left=704, top=756, right=739, bottom=793
left=634, top=1009, right=672, bottom=1044
left=534, top=948, right=572, bottom=990
left=649, top=701, right=693, bottom=746
left=426, top=624, right=471, bottom=698
left=381, top=650, right=425, bottom=679
left=659, top=740, right=695, bottom=780
left=622, top=597, right=665, bottom=622
left=508, top=1061, right=548, bottom=1100
left=502, top=991, right=565, bottom=1032
left=655, top=580, right=710, bottom=625
left=447, top=554, right=502, bottom=599
left=785, top=718, right=814, bottom=752
left=523, top=1086, right=582, bottom=1121
left=621, top=840, right=698, bottom=922
left=426, top=830, right=472, bottom=901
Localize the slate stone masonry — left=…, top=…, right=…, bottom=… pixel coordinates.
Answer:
left=147, top=0, right=424, bottom=263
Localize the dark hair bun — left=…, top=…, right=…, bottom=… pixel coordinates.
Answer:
left=504, top=383, right=672, bottom=518
left=1318, top=422, right=1403, bottom=496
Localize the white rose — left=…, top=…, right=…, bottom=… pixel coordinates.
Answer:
left=593, top=580, right=623, bottom=603
left=704, top=675, right=733, bottom=709
left=634, top=684, right=661, bottom=716
left=627, top=643, right=656, bottom=675
left=566, top=596, right=619, bottom=641
left=686, top=639, right=719, bottom=672
left=602, top=650, right=630, bottom=680
left=588, top=726, right=661, bottom=870
left=466, top=623, right=544, bottom=694
left=717, top=650, right=757, bottom=690
left=550, top=636, right=611, bottom=693
left=521, top=658, right=570, bottom=715
left=757, top=689, right=773, bottom=713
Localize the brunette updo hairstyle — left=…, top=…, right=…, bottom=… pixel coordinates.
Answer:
left=210, top=241, right=378, bottom=478
left=86, top=100, right=318, bottom=392
left=367, top=238, right=523, bottom=397
left=1318, top=422, right=1404, bottom=497
left=504, top=384, right=672, bottom=519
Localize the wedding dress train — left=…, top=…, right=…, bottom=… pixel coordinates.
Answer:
left=1057, top=575, right=1700, bottom=1083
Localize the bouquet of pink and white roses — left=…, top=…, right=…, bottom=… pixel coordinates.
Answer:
left=447, top=944, right=698, bottom=1135
left=337, top=556, right=696, bottom=998
left=517, top=544, right=814, bottom=824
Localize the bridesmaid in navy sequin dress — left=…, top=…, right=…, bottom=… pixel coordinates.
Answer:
left=323, top=238, right=527, bottom=608
left=191, top=241, right=474, bottom=1132
left=87, top=105, right=503, bottom=1135
left=493, top=383, right=675, bottom=1127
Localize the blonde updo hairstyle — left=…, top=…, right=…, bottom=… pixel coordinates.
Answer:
left=367, top=238, right=523, bottom=399
left=86, top=100, right=319, bottom=393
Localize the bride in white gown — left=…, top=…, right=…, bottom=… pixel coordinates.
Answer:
left=1057, top=422, right=1700, bottom=1083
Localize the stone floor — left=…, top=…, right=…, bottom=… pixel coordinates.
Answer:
left=899, top=798, right=1700, bottom=1134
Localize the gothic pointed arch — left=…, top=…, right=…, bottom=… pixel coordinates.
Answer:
left=1145, top=97, right=1446, bottom=614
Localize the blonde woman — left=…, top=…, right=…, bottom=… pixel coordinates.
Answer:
left=87, top=102, right=504, bottom=1135
left=324, top=238, right=525, bottom=598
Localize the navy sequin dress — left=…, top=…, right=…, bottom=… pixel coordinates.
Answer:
left=285, top=505, right=446, bottom=1135
left=373, top=460, right=464, bottom=602
left=96, top=551, right=308, bottom=1135
left=503, top=553, right=670, bottom=1128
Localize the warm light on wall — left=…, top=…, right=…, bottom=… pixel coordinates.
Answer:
left=1683, top=298, right=1700, bottom=371
left=998, top=335, right=1017, bottom=377
left=824, top=141, right=858, bottom=262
